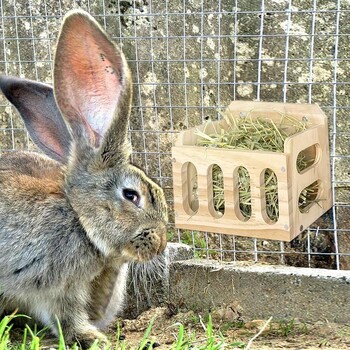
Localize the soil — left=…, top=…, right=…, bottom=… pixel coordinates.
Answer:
left=112, top=306, right=350, bottom=350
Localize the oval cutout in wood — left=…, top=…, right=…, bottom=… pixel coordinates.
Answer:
left=211, top=164, right=225, bottom=216
left=299, top=180, right=320, bottom=213
left=264, top=168, right=279, bottom=222
left=182, top=162, right=198, bottom=214
left=297, top=144, right=319, bottom=173
left=237, top=166, right=252, bottom=219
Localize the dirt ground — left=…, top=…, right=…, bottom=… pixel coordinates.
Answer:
left=113, top=307, right=350, bottom=350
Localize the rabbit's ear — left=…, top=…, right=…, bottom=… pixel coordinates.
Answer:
left=0, top=76, right=72, bottom=163
left=54, top=10, right=132, bottom=166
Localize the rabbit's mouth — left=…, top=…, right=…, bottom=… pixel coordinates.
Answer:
left=122, top=226, right=167, bottom=262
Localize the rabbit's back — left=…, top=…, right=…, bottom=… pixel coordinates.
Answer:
left=0, top=151, right=64, bottom=195
left=0, top=151, right=103, bottom=298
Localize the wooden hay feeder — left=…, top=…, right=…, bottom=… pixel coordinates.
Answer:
left=172, top=101, right=332, bottom=242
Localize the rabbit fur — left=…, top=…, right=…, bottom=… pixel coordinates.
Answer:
left=0, top=9, right=168, bottom=346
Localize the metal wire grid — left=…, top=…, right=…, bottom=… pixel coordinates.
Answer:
left=0, top=0, right=349, bottom=269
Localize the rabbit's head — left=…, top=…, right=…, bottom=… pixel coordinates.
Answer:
left=0, top=10, right=168, bottom=262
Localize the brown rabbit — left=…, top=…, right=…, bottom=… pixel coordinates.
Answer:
left=0, top=9, right=167, bottom=346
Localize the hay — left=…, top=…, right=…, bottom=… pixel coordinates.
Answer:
left=196, top=111, right=319, bottom=221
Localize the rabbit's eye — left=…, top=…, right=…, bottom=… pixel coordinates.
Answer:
left=122, top=188, right=140, bottom=206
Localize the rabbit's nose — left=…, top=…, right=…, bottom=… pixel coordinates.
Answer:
left=141, top=225, right=167, bottom=254
left=141, top=228, right=151, bottom=236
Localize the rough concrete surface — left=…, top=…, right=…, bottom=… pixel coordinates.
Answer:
left=169, top=259, right=350, bottom=323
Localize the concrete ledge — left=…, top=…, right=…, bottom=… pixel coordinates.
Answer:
left=169, top=259, right=350, bottom=323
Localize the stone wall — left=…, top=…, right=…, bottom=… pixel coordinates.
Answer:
left=0, top=0, right=349, bottom=266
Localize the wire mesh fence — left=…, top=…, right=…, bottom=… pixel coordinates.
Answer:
left=0, top=0, right=349, bottom=269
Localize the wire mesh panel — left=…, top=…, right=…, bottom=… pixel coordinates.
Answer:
left=0, top=0, right=349, bottom=269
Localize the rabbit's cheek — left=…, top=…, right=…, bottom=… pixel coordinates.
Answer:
left=158, top=231, right=167, bottom=254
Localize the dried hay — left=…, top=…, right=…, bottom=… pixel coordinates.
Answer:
left=196, top=111, right=319, bottom=221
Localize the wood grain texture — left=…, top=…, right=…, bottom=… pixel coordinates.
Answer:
left=172, top=101, right=332, bottom=242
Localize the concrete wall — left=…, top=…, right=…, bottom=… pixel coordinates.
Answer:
left=124, top=247, right=350, bottom=323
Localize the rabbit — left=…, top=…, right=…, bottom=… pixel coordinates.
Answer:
left=0, top=9, right=168, bottom=347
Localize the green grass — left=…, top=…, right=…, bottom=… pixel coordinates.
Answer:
left=0, top=312, right=316, bottom=350
left=266, top=318, right=309, bottom=338
left=0, top=314, right=12, bottom=350
left=179, top=230, right=219, bottom=259
left=0, top=313, right=244, bottom=350
left=169, top=314, right=243, bottom=350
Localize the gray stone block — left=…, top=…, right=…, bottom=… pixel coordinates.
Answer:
left=169, top=259, right=350, bottom=323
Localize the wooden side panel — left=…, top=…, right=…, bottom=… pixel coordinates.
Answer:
left=285, top=124, right=333, bottom=236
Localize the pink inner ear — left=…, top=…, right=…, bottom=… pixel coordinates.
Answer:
left=54, top=12, right=124, bottom=147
